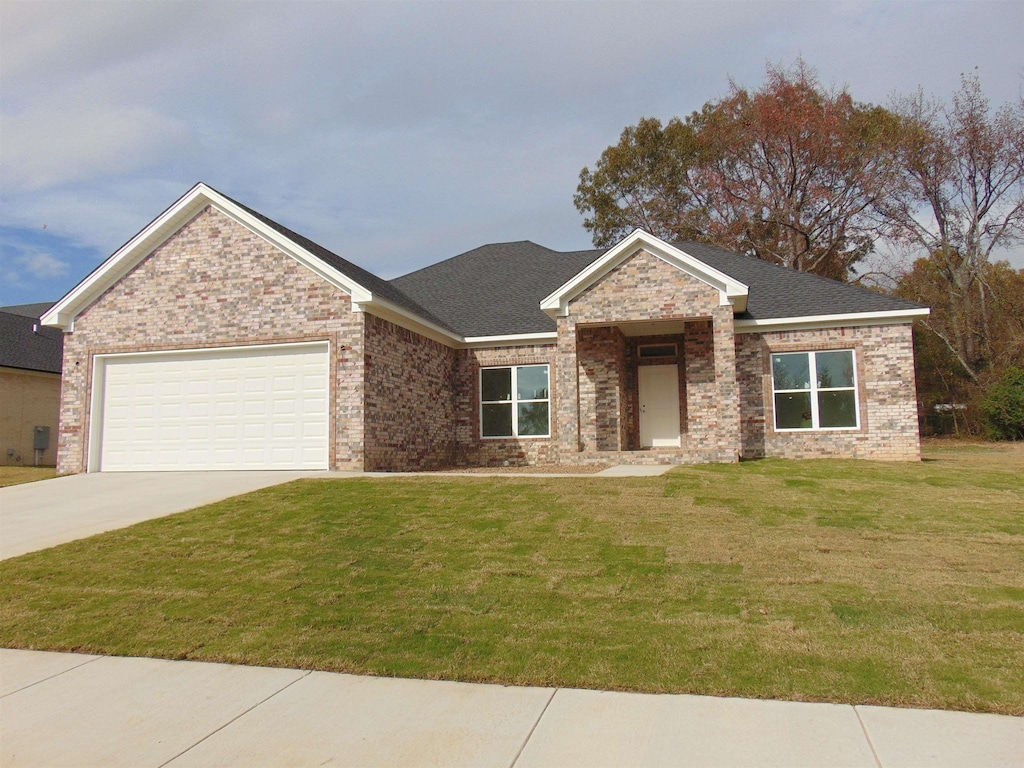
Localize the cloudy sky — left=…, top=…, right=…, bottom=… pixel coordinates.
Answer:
left=1, top=0, right=1022, bottom=307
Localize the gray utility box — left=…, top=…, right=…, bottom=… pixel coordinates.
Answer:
left=33, top=426, right=50, bottom=451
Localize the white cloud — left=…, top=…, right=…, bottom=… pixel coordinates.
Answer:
left=0, top=106, right=191, bottom=190
left=1, top=250, right=70, bottom=289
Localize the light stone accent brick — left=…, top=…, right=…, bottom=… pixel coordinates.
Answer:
left=56, top=207, right=365, bottom=474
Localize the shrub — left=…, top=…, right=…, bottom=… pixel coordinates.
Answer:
left=979, top=367, right=1024, bottom=440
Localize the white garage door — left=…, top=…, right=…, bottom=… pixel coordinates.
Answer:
left=94, top=342, right=330, bottom=471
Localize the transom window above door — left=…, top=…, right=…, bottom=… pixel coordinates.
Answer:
left=480, top=365, right=550, bottom=438
left=772, top=350, right=859, bottom=430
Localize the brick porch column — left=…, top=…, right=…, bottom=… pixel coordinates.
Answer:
left=555, top=318, right=580, bottom=457
left=711, top=305, right=741, bottom=462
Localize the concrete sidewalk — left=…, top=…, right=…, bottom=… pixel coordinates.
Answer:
left=2, top=649, right=1020, bottom=768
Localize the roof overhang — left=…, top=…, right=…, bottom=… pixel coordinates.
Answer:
left=734, top=307, right=930, bottom=334
left=540, top=229, right=749, bottom=318
left=41, top=183, right=377, bottom=331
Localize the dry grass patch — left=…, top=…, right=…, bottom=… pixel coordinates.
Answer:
left=0, top=443, right=1020, bottom=713
left=0, top=466, right=56, bottom=487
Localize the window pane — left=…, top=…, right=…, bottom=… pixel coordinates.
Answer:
left=773, top=353, right=810, bottom=390
left=818, top=390, right=857, bottom=427
left=816, top=351, right=854, bottom=389
left=516, top=365, right=549, bottom=400
left=518, top=402, right=549, bottom=436
left=482, top=403, right=513, bottom=436
left=481, top=368, right=511, bottom=402
left=775, top=392, right=812, bottom=429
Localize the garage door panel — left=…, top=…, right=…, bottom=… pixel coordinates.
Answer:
left=97, top=343, right=330, bottom=471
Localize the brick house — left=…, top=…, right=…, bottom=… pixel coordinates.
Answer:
left=43, top=183, right=928, bottom=474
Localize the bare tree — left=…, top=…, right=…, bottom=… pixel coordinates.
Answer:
left=885, top=73, right=1024, bottom=381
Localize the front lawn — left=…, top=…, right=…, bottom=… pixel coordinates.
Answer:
left=1, top=444, right=1021, bottom=714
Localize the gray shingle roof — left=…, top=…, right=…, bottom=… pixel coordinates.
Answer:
left=391, top=242, right=603, bottom=337
left=389, top=240, right=924, bottom=337
left=0, top=304, right=63, bottom=373
left=670, top=241, right=925, bottom=321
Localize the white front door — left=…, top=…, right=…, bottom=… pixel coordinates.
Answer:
left=639, top=364, right=681, bottom=448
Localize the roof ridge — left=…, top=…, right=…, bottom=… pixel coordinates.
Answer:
left=391, top=240, right=560, bottom=283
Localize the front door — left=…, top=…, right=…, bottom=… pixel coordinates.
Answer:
left=639, top=364, right=681, bottom=448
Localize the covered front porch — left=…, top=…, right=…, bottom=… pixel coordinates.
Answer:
left=555, top=312, right=742, bottom=466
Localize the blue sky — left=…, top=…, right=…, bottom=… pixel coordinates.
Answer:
left=1, top=0, right=1022, bottom=307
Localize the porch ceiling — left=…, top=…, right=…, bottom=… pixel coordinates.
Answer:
left=612, top=319, right=691, bottom=337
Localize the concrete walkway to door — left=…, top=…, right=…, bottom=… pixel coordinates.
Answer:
left=0, top=470, right=347, bottom=560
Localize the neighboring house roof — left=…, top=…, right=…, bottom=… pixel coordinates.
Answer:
left=0, top=303, right=63, bottom=373
left=42, top=183, right=928, bottom=344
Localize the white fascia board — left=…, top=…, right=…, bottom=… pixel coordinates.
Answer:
left=359, top=298, right=463, bottom=347
left=540, top=229, right=749, bottom=318
left=42, top=183, right=375, bottom=330
left=734, top=307, right=930, bottom=334
left=462, top=332, right=558, bottom=348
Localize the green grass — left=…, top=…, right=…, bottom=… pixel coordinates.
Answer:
left=1, top=444, right=1022, bottom=714
left=0, top=466, right=56, bottom=487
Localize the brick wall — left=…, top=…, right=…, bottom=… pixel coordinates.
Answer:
left=363, top=313, right=456, bottom=470
left=558, top=249, right=739, bottom=463
left=736, top=323, right=922, bottom=461
left=56, top=206, right=365, bottom=473
left=454, top=344, right=559, bottom=466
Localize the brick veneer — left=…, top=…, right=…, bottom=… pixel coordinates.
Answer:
left=54, top=212, right=922, bottom=473
left=454, top=344, right=559, bottom=466
left=558, top=249, right=741, bottom=463
left=363, top=313, right=456, bottom=470
left=736, top=323, right=922, bottom=460
left=56, top=207, right=365, bottom=473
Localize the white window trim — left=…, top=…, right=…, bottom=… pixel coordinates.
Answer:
left=772, top=350, right=860, bottom=432
left=479, top=364, right=551, bottom=439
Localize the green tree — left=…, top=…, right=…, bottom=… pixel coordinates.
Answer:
left=574, top=60, right=903, bottom=280
left=979, top=367, right=1024, bottom=440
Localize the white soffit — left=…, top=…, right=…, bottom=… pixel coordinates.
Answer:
left=41, top=183, right=375, bottom=330
left=540, top=229, right=749, bottom=318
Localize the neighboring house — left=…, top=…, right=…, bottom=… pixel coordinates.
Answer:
left=1, top=302, right=63, bottom=466
left=42, top=183, right=929, bottom=474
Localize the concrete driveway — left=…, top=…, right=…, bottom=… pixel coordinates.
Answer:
left=0, top=470, right=346, bottom=560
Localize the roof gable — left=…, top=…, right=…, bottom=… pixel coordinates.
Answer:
left=41, top=183, right=458, bottom=341
left=540, top=230, right=749, bottom=317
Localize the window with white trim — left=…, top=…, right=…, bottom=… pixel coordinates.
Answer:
left=480, top=365, right=550, bottom=438
left=772, top=350, right=859, bottom=430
